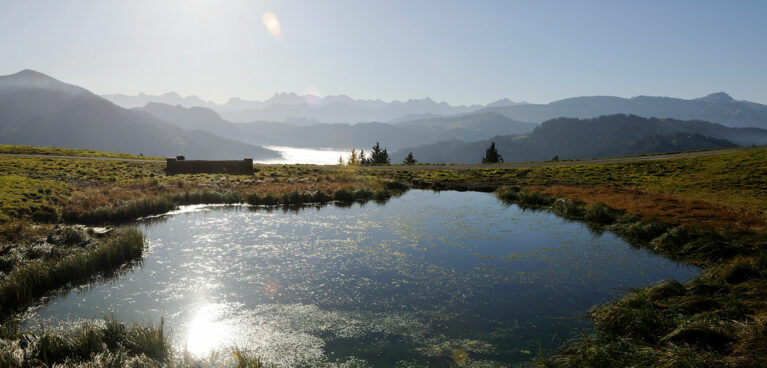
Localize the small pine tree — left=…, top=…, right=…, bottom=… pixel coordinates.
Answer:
left=338, top=155, right=344, bottom=166
left=481, top=142, right=503, bottom=164
left=551, top=155, right=559, bottom=162
left=359, top=149, right=367, bottom=165
left=370, top=142, right=390, bottom=165
left=347, top=149, right=359, bottom=166
left=403, top=152, right=417, bottom=165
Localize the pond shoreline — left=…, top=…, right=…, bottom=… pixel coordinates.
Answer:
left=1, top=146, right=765, bottom=367
left=5, top=188, right=721, bottom=367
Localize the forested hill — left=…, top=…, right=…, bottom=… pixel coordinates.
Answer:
left=392, top=114, right=767, bottom=164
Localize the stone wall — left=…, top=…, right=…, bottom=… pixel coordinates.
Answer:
left=165, top=158, right=254, bottom=175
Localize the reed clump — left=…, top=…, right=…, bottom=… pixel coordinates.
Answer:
left=0, top=317, right=272, bottom=367
left=0, top=227, right=144, bottom=320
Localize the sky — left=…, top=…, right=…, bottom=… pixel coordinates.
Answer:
left=1, top=0, right=766, bottom=105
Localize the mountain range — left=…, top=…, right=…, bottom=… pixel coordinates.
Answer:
left=0, top=70, right=279, bottom=160
left=392, top=114, right=767, bottom=164
left=133, top=104, right=537, bottom=151
left=105, top=92, right=493, bottom=124
left=482, top=93, right=767, bottom=129
left=104, top=91, right=767, bottom=131
left=3, top=69, right=767, bottom=164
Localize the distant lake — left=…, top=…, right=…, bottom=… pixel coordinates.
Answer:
left=23, top=190, right=698, bottom=367
left=256, top=146, right=348, bottom=165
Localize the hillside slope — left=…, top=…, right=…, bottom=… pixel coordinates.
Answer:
left=393, top=114, right=767, bottom=163
left=483, top=93, right=767, bottom=129
left=0, top=70, right=279, bottom=160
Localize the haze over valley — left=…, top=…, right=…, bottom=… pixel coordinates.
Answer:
left=2, top=69, right=766, bottom=163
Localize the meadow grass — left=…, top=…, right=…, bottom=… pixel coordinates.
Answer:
left=0, top=316, right=271, bottom=368
left=0, top=145, right=766, bottom=367
left=0, top=144, right=163, bottom=160
left=369, top=147, right=767, bottom=230
left=494, top=185, right=767, bottom=367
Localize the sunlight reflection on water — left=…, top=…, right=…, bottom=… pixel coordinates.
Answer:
left=22, top=190, right=699, bottom=367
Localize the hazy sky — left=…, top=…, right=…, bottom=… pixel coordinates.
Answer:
left=1, top=0, right=766, bottom=105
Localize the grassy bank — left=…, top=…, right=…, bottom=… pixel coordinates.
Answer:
left=0, top=226, right=145, bottom=320
left=369, top=147, right=767, bottom=231
left=493, top=186, right=767, bottom=367
left=0, top=145, right=766, bottom=366
left=0, top=317, right=269, bottom=367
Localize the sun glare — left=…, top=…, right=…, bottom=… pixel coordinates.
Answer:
left=185, top=304, right=228, bottom=355
left=262, top=11, right=281, bottom=36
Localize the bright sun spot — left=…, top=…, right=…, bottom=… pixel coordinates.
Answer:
left=262, top=11, right=282, bottom=36
left=185, top=304, right=227, bottom=355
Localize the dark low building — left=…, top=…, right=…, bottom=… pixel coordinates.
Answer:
left=165, top=157, right=254, bottom=175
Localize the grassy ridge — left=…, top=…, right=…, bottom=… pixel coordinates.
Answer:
left=0, top=144, right=163, bottom=160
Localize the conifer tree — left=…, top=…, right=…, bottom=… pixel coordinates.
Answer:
left=403, top=152, right=417, bottom=165
left=347, top=148, right=359, bottom=166
left=481, top=142, right=503, bottom=164
left=370, top=142, right=390, bottom=164
left=359, top=149, right=367, bottom=165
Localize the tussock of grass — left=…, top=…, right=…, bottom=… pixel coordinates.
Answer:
left=583, top=202, right=619, bottom=225
left=332, top=188, right=355, bottom=203
left=0, top=227, right=144, bottom=320
left=0, top=317, right=272, bottom=367
left=493, top=185, right=767, bottom=367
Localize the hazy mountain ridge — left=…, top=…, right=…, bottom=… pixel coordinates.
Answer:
left=135, top=103, right=536, bottom=151
left=105, top=90, right=767, bottom=130
left=0, top=70, right=280, bottom=159
left=482, top=93, right=767, bottom=129
left=392, top=114, right=767, bottom=164
left=105, top=92, right=497, bottom=124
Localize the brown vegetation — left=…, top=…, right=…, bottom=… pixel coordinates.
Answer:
left=529, top=185, right=767, bottom=232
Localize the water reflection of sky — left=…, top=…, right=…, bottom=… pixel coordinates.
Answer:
left=22, top=190, right=699, bottom=367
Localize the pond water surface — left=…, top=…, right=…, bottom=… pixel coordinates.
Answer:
left=23, top=190, right=698, bottom=367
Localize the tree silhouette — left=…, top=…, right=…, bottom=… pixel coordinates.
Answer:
left=482, top=142, right=503, bottom=163
left=346, top=148, right=359, bottom=166
left=370, top=142, right=390, bottom=164
left=403, top=152, right=417, bottom=165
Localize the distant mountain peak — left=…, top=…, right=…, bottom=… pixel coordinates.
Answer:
left=161, top=91, right=182, bottom=98
left=0, top=69, right=88, bottom=95
left=699, top=92, right=734, bottom=102
left=4, top=69, right=59, bottom=83
left=14, top=69, right=51, bottom=77
left=486, top=98, right=523, bottom=108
